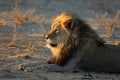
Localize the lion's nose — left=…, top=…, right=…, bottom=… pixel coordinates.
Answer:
left=45, top=34, right=49, bottom=39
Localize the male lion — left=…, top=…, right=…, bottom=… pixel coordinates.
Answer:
left=19, top=12, right=120, bottom=73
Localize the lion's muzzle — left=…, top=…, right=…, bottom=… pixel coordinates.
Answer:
left=45, top=34, right=49, bottom=40
left=45, top=34, right=58, bottom=48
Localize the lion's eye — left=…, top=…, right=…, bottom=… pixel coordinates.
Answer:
left=55, top=29, right=59, bottom=33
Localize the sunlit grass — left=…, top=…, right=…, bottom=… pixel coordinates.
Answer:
left=114, top=40, right=120, bottom=45
left=0, top=7, right=49, bottom=47
left=9, top=53, right=31, bottom=59
left=99, top=11, right=120, bottom=38
left=0, top=0, right=48, bottom=48
left=88, top=10, right=120, bottom=38
left=25, top=42, right=36, bottom=52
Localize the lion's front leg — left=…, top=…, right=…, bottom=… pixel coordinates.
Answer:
left=35, top=64, right=74, bottom=72
left=34, top=55, right=81, bottom=72
left=17, top=53, right=81, bottom=72
left=17, top=62, right=74, bottom=72
left=17, top=63, right=73, bottom=72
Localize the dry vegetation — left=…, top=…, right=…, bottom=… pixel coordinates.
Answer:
left=0, top=0, right=49, bottom=47
left=88, top=10, right=120, bottom=38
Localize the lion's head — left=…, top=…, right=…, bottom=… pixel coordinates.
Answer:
left=45, top=12, right=74, bottom=51
left=45, top=12, right=104, bottom=66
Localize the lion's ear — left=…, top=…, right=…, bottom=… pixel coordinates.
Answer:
left=65, top=20, right=74, bottom=29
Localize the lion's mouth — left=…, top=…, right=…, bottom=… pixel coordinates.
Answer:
left=46, top=40, right=58, bottom=47
left=47, top=43, right=57, bottom=47
left=50, top=43, right=57, bottom=47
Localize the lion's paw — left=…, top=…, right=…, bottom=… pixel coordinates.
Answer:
left=24, top=67, right=35, bottom=72
left=17, top=63, right=34, bottom=72
left=17, top=63, right=27, bottom=71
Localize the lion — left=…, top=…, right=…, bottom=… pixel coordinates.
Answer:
left=18, top=12, right=120, bottom=73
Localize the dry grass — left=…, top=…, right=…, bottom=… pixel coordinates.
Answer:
left=9, top=53, right=31, bottom=59
left=98, top=11, right=120, bottom=38
left=0, top=6, right=48, bottom=47
left=25, top=42, right=36, bottom=52
left=114, top=40, right=120, bottom=45
left=88, top=10, right=120, bottom=38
